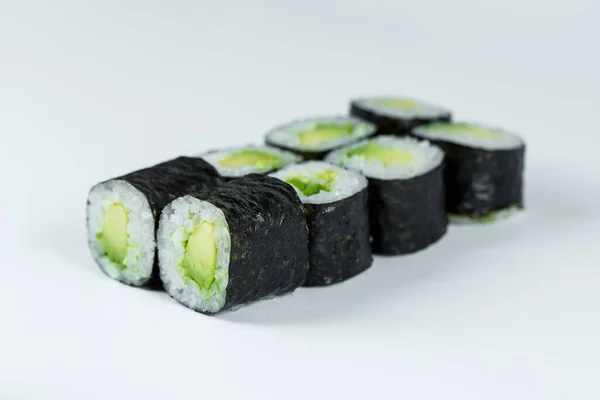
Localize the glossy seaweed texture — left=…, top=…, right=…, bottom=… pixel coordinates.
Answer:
left=190, top=174, right=310, bottom=312
left=368, top=163, right=448, bottom=255
left=429, top=141, right=525, bottom=218
left=302, top=188, right=372, bottom=286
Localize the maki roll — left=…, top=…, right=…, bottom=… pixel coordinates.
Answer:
left=413, top=122, right=525, bottom=223
left=201, top=145, right=301, bottom=179
left=270, top=161, right=372, bottom=286
left=350, top=97, right=452, bottom=136
left=86, top=157, right=223, bottom=286
left=265, top=116, right=377, bottom=160
left=157, top=174, right=310, bottom=314
left=326, top=136, right=446, bottom=255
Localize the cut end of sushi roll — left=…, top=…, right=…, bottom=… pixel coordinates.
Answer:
left=351, top=96, right=451, bottom=120
left=158, top=196, right=231, bottom=314
left=413, top=122, right=524, bottom=150
left=269, top=161, right=367, bottom=204
left=325, top=135, right=444, bottom=180
left=265, top=116, right=377, bottom=154
left=201, top=146, right=301, bottom=178
left=87, top=180, right=155, bottom=286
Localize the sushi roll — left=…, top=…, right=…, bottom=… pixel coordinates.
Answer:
left=265, top=116, right=377, bottom=160
left=270, top=161, right=372, bottom=286
left=86, top=157, right=223, bottom=286
left=350, top=97, right=452, bottom=136
left=413, top=122, right=525, bottom=223
left=201, top=145, right=301, bottom=179
left=326, top=136, right=447, bottom=255
left=157, top=174, right=310, bottom=314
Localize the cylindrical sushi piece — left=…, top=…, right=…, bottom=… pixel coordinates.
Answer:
left=86, top=157, right=223, bottom=286
left=265, top=116, right=377, bottom=160
left=269, top=161, right=372, bottom=286
left=412, top=122, right=525, bottom=223
left=200, top=145, right=301, bottom=180
left=326, top=136, right=446, bottom=255
left=350, top=96, right=452, bottom=136
left=157, top=174, right=310, bottom=314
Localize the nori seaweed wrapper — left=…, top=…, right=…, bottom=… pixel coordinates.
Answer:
left=368, top=163, right=447, bottom=255
left=91, top=156, right=224, bottom=286
left=350, top=101, right=452, bottom=136
left=190, top=174, right=310, bottom=311
left=427, top=141, right=525, bottom=218
left=302, top=188, right=372, bottom=286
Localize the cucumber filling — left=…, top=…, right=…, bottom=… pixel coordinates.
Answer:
left=372, top=98, right=420, bottom=110
left=426, top=123, right=502, bottom=139
left=285, top=169, right=338, bottom=196
left=219, top=149, right=285, bottom=170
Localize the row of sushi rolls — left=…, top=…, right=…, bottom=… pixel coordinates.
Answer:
left=87, top=97, right=525, bottom=314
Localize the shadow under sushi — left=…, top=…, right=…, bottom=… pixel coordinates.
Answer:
left=217, top=173, right=597, bottom=325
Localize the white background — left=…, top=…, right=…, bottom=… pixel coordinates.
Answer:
left=1, top=1, right=599, bottom=399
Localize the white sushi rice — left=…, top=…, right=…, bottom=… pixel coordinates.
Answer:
left=158, top=196, right=231, bottom=314
left=325, top=135, right=444, bottom=180
left=353, top=97, right=450, bottom=119
left=200, top=145, right=301, bottom=178
left=87, top=180, right=155, bottom=286
left=266, top=116, right=376, bottom=152
left=413, top=122, right=524, bottom=150
left=269, top=161, right=368, bottom=204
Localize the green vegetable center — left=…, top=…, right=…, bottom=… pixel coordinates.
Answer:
left=182, top=222, right=217, bottom=289
left=373, top=98, right=421, bottom=110
left=298, top=123, right=355, bottom=146
left=346, top=142, right=414, bottom=166
left=98, top=203, right=130, bottom=266
left=219, top=149, right=284, bottom=170
left=285, top=169, right=338, bottom=196
left=428, top=123, right=502, bottom=138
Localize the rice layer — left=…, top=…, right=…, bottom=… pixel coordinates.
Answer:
left=413, top=122, right=524, bottom=150
left=325, top=135, right=444, bottom=180
left=87, top=180, right=155, bottom=286
left=269, top=161, right=368, bottom=204
left=265, top=116, right=376, bottom=152
left=158, top=196, right=231, bottom=314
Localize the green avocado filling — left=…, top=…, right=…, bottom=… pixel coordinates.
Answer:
left=182, top=222, right=217, bottom=289
left=427, top=123, right=502, bottom=139
left=219, top=149, right=285, bottom=170
left=285, top=169, right=338, bottom=197
left=298, top=123, right=355, bottom=146
left=97, top=203, right=130, bottom=267
left=373, top=98, right=420, bottom=110
left=346, top=142, right=414, bottom=166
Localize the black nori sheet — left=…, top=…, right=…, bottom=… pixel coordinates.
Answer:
left=368, top=162, right=447, bottom=255
left=89, top=156, right=224, bottom=286
left=301, top=188, right=372, bottom=286
left=350, top=101, right=452, bottom=136
left=187, top=174, right=310, bottom=313
left=263, top=140, right=332, bottom=161
left=425, top=141, right=525, bottom=218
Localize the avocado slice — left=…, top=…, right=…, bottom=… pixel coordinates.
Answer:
left=346, top=142, right=414, bottom=166
left=219, top=149, right=285, bottom=170
left=182, top=222, right=217, bottom=289
left=373, top=98, right=420, bottom=110
left=428, top=123, right=501, bottom=138
left=298, top=123, right=355, bottom=146
left=285, top=169, right=338, bottom=197
left=98, top=203, right=130, bottom=266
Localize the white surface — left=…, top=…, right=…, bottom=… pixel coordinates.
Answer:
left=1, top=1, right=599, bottom=399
